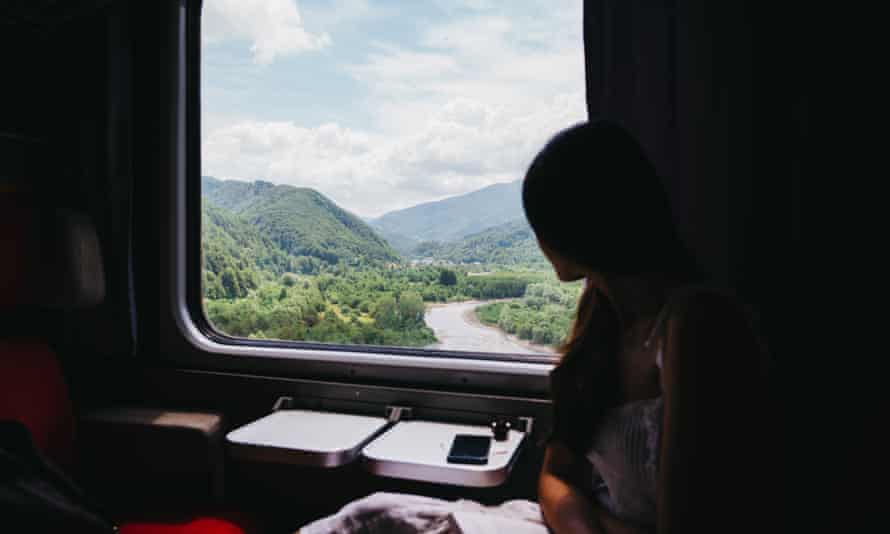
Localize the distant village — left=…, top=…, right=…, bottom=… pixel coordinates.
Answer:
left=407, top=258, right=487, bottom=269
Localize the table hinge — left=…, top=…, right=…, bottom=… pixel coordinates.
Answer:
left=272, top=396, right=295, bottom=411
left=385, top=405, right=413, bottom=422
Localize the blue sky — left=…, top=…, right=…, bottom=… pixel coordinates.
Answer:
left=202, top=0, right=585, bottom=218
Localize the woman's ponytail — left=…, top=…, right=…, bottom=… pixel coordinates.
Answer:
left=549, top=282, right=622, bottom=454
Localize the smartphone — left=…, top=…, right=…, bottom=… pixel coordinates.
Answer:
left=447, top=434, right=492, bottom=465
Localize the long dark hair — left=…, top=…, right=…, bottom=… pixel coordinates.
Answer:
left=523, top=120, right=700, bottom=453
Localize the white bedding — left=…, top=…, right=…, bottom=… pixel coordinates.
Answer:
left=298, top=492, right=549, bottom=534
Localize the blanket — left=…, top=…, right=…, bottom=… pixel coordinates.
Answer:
left=298, top=492, right=548, bottom=534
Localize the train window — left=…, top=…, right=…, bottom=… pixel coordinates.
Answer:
left=198, top=0, right=584, bottom=361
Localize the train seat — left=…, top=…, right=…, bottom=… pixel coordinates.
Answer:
left=0, top=195, right=248, bottom=534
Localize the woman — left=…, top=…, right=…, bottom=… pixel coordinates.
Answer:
left=530, top=120, right=772, bottom=534
left=298, top=121, right=772, bottom=534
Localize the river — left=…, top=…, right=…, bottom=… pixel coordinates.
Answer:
left=424, top=300, right=555, bottom=355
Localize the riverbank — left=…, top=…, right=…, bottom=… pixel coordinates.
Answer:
left=461, top=302, right=556, bottom=354
left=423, top=299, right=555, bottom=355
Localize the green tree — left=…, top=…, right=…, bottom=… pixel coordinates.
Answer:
left=203, top=271, right=226, bottom=300
left=439, top=269, right=458, bottom=286
left=399, top=291, right=425, bottom=324
left=220, top=268, right=241, bottom=299
left=374, top=296, right=399, bottom=329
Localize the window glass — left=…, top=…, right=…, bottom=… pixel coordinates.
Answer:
left=200, top=0, right=585, bottom=356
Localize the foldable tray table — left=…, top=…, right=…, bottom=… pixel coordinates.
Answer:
left=226, top=406, right=530, bottom=487
left=226, top=409, right=390, bottom=467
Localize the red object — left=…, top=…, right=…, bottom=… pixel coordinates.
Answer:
left=0, top=338, right=248, bottom=534
left=119, top=518, right=246, bottom=534
left=0, top=339, right=76, bottom=469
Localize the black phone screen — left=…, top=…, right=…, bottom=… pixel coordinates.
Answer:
left=447, top=434, right=492, bottom=465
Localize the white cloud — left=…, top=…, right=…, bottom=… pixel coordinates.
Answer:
left=203, top=0, right=330, bottom=64
left=202, top=0, right=587, bottom=218
left=345, top=6, right=584, bottom=134
left=203, top=89, right=584, bottom=218
left=347, top=45, right=460, bottom=98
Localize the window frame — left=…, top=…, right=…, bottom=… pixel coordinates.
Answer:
left=167, top=0, right=559, bottom=395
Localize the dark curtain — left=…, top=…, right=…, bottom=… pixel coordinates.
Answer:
left=31, top=1, right=139, bottom=407
left=583, top=0, right=811, bottom=530
left=584, top=0, right=805, bottom=303
left=582, top=0, right=809, bottom=387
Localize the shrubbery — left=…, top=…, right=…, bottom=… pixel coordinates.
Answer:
left=475, top=280, right=582, bottom=347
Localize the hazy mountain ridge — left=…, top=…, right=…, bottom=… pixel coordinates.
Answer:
left=413, top=219, right=547, bottom=267
left=370, top=180, right=524, bottom=245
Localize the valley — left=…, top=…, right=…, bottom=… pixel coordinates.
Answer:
left=201, top=175, right=580, bottom=356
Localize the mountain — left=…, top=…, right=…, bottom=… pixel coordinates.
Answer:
left=370, top=180, right=524, bottom=244
left=202, top=176, right=399, bottom=265
left=377, top=230, right=420, bottom=257
left=414, top=219, right=548, bottom=267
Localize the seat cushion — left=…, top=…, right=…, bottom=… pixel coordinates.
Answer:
left=118, top=517, right=246, bottom=534
left=0, top=193, right=105, bottom=310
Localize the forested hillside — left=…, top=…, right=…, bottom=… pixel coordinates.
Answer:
left=375, top=229, right=419, bottom=257
left=203, top=176, right=399, bottom=266
left=202, top=201, right=297, bottom=299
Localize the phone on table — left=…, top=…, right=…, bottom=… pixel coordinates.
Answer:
left=447, top=434, right=492, bottom=465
